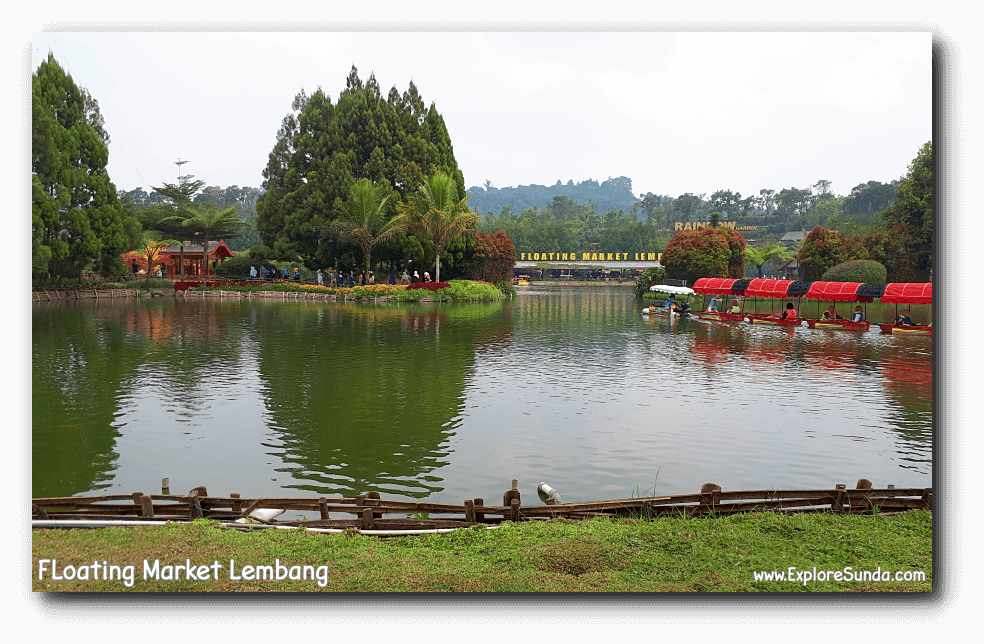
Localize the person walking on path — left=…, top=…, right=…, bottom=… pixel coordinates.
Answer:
left=389, top=270, right=397, bottom=285
left=317, top=269, right=323, bottom=286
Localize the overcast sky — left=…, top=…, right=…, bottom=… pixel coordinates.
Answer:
left=31, top=30, right=930, bottom=201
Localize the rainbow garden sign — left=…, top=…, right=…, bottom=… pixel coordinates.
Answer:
left=674, top=221, right=757, bottom=231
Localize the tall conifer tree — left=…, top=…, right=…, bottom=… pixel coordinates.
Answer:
left=32, top=54, right=137, bottom=280
left=257, top=66, right=466, bottom=268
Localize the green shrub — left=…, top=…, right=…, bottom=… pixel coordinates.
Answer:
left=442, top=280, right=502, bottom=301
left=213, top=255, right=254, bottom=278
left=821, top=260, right=887, bottom=284
left=635, top=266, right=666, bottom=298
left=494, top=281, right=515, bottom=297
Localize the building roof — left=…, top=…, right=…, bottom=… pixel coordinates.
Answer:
left=160, top=240, right=236, bottom=258
left=780, top=231, right=807, bottom=242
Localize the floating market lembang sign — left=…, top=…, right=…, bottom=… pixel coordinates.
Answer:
left=674, top=221, right=757, bottom=231
left=519, top=252, right=662, bottom=262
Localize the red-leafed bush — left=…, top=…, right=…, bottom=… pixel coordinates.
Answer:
left=407, top=281, right=451, bottom=291
left=464, top=231, right=517, bottom=284
left=662, top=226, right=745, bottom=284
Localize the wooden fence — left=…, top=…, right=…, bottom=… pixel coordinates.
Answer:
left=33, top=287, right=140, bottom=303
left=32, top=479, right=932, bottom=532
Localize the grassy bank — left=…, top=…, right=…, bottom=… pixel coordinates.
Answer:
left=32, top=510, right=931, bottom=592
left=192, top=279, right=508, bottom=302
left=34, top=279, right=510, bottom=302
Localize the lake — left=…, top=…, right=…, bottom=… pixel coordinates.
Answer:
left=32, top=286, right=932, bottom=504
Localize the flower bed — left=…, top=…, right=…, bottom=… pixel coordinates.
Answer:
left=406, top=282, right=451, bottom=291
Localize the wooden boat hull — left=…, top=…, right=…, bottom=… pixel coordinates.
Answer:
left=699, top=311, right=746, bottom=322
left=749, top=316, right=802, bottom=326
left=878, top=323, right=932, bottom=336
left=806, top=319, right=870, bottom=331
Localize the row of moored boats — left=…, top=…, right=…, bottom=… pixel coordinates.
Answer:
left=642, top=278, right=932, bottom=336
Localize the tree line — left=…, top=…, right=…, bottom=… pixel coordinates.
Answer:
left=472, top=176, right=900, bottom=262
left=476, top=195, right=673, bottom=258
left=32, top=60, right=509, bottom=284
left=658, top=142, right=933, bottom=284
left=467, top=176, right=639, bottom=217
left=796, top=142, right=932, bottom=282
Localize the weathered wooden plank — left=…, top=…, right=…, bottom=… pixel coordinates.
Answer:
left=42, top=505, right=194, bottom=516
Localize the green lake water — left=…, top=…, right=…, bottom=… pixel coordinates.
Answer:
left=32, top=287, right=932, bottom=504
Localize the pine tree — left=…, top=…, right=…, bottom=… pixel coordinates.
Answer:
left=32, top=54, right=136, bottom=280
left=256, top=66, right=466, bottom=268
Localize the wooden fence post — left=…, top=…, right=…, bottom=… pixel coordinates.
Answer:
left=856, top=479, right=872, bottom=490
left=231, top=493, right=241, bottom=514
left=366, top=491, right=382, bottom=519
left=319, top=497, right=329, bottom=520
left=464, top=499, right=476, bottom=523
left=833, top=484, right=847, bottom=512
left=362, top=508, right=374, bottom=530
left=140, top=494, right=155, bottom=518
left=474, top=498, right=485, bottom=523
left=189, top=490, right=203, bottom=520
left=700, top=483, right=721, bottom=510
left=503, top=488, right=521, bottom=521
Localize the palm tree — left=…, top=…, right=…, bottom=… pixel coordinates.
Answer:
left=744, top=242, right=794, bottom=278
left=392, top=172, right=477, bottom=283
left=162, top=204, right=243, bottom=280
left=332, top=179, right=402, bottom=276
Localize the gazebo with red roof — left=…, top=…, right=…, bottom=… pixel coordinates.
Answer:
left=159, top=240, right=236, bottom=277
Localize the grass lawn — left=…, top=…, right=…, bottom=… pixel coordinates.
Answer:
left=32, top=510, right=931, bottom=592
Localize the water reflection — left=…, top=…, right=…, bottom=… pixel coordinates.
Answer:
left=32, top=288, right=932, bottom=503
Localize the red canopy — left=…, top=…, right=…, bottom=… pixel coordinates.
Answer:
left=881, top=283, right=932, bottom=305
left=744, top=279, right=794, bottom=298
left=693, top=278, right=741, bottom=295
left=804, top=281, right=868, bottom=302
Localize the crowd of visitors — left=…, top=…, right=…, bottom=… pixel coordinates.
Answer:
left=244, top=265, right=428, bottom=287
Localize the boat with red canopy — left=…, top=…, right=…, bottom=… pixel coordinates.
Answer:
left=693, top=278, right=751, bottom=321
left=743, top=278, right=810, bottom=326
left=802, top=281, right=875, bottom=331
left=877, top=283, right=932, bottom=336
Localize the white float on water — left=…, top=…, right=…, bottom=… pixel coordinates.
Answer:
left=538, top=482, right=562, bottom=504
